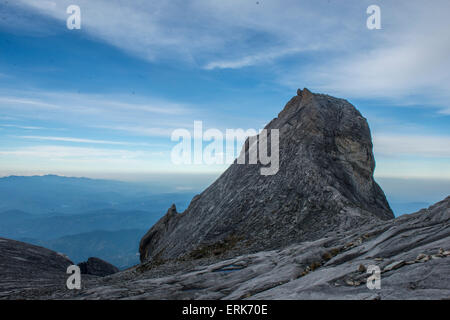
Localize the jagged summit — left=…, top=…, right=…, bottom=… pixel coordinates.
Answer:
left=140, top=89, right=394, bottom=263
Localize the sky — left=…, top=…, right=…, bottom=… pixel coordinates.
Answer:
left=0, top=0, right=449, bottom=198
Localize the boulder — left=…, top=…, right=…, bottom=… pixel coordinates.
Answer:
left=78, top=257, right=119, bottom=277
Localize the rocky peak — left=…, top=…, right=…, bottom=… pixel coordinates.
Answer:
left=139, top=89, right=394, bottom=264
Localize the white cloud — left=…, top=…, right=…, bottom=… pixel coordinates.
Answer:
left=11, top=0, right=450, bottom=108
left=438, top=107, right=450, bottom=115
left=292, top=35, right=450, bottom=102
left=0, top=92, right=187, bottom=115
left=0, top=89, right=195, bottom=137
left=9, top=1, right=446, bottom=90
left=0, top=97, right=61, bottom=109
left=204, top=47, right=306, bottom=70
left=0, top=145, right=143, bottom=159
left=16, top=135, right=153, bottom=146
left=12, top=0, right=363, bottom=67
left=0, top=145, right=170, bottom=174
left=96, top=125, right=179, bottom=138
left=0, top=124, right=45, bottom=130
left=279, top=0, right=450, bottom=107
left=373, top=134, right=450, bottom=158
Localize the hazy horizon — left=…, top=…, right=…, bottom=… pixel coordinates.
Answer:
left=1, top=172, right=449, bottom=217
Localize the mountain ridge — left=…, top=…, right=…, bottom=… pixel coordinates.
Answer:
left=0, top=174, right=195, bottom=215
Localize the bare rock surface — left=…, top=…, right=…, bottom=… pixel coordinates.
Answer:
left=28, top=196, right=448, bottom=300
left=0, top=237, right=74, bottom=299
left=0, top=238, right=119, bottom=299
left=140, top=89, right=394, bottom=264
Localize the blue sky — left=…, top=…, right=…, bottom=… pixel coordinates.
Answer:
left=0, top=0, right=449, bottom=190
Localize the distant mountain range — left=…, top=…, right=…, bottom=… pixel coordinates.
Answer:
left=0, top=174, right=194, bottom=215
left=0, top=175, right=195, bottom=269
left=1, top=208, right=161, bottom=240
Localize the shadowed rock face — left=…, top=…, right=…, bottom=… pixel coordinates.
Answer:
left=78, top=257, right=119, bottom=277
left=140, top=89, right=394, bottom=263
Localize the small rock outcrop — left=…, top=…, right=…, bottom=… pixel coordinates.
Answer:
left=78, top=257, right=119, bottom=277
left=140, top=89, right=394, bottom=263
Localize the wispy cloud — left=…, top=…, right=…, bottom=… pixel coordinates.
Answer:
left=95, top=125, right=179, bottom=138
left=373, top=134, right=450, bottom=158
left=204, top=47, right=308, bottom=70
left=0, top=97, right=61, bottom=109
left=0, top=145, right=141, bottom=159
left=0, top=145, right=166, bottom=162
left=1, top=124, right=45, bottom=130
left=279, top=1, right=450, bottom=108
left=438, top=107, right=450, bottom=115
left=12, top=0, right=450, bottom=108
left=16, top=135, right=153, bottom=146
left=0, top=145, right=168, bottom=174
left=12, top=0, right=362, bottom=66
left=286, top=35, right=450, bottom=103
left=0, top=89, right=194, bottom=136
left=0, top=92, right=188, bottom=115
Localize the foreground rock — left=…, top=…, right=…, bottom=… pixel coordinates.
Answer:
left=78, top=257, right=119, bottom=277
left=140, top=89, right=393, bottom=263
left=0, top=238, right=73, bottom=299
left=35, top=196, right=449, bottom=300
left=0, top=238, right=121, bottom=299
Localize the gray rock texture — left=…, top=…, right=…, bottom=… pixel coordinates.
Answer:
left=0, top=238, right=120, bottom=299
left=78, top=257, right=119, bottom=277
left=0, top=237, right=73, bottom=299
left=26, top=196, right=449, bottom=300
left=140, top=89, right=394, bottom=264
